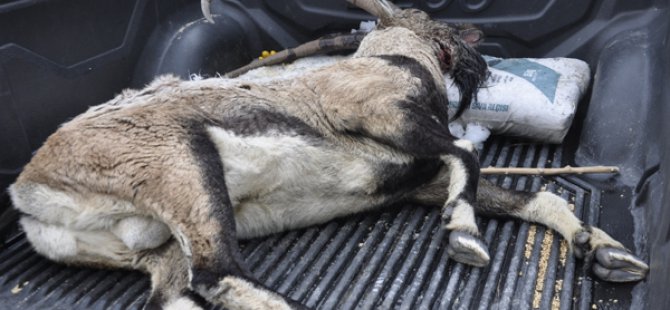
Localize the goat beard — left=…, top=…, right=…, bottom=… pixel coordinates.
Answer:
left=446, top=40, right=489, bottom=121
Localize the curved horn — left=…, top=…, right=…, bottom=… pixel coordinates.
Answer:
left=201, top=0, right=214, bottom=23
left=346, top=0, right=399, bottom=20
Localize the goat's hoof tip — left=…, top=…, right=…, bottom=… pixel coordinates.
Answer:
left=447, top=231, right=490, bottom=267
left=593, top=247, right=649, bottom=282
left=573, top=230, right=592, bottom=259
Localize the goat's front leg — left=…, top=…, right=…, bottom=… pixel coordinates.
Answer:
left=411, top=172, right=649, bottom=282
left=439, top=140, right=490, bottom=267
left=475, top=178, right=648, bottom=282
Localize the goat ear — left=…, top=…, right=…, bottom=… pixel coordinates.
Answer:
left=459, top=28, right=484, bottom=47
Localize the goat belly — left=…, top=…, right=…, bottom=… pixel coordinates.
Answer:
left=206, top=126, right=385, bottom=239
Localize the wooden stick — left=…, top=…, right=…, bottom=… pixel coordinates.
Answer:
left=480, top=165, right=619, bottom=175
left=225, top=32, right=366, bottom=78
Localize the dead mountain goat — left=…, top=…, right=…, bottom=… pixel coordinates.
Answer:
left=9, top=0, right=648, bottom=309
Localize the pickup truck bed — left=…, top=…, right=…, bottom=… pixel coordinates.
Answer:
left=1, top=0, right=668, bottom=309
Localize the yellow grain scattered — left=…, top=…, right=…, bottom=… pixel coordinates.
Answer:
left=532, top=230, right=554, bottom=308
left=551, top=279, right=563, bottom=310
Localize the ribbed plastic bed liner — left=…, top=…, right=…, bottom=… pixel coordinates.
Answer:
left=0, top=137, right=628, bottom=309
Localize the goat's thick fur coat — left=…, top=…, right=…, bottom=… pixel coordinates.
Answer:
left=8, top=4, right=648, bottom=309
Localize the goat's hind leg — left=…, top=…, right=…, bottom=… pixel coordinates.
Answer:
left=144, top=159, right=305, bottom=309
left=440, top=141, right=490, bottom=267
left=18, top=215, right=200, bottom=309
left=10, top=182, right=198, bottom=308
left=145, top=193, right=304, bottom=310
left=476, top=178, right=649, bottom=282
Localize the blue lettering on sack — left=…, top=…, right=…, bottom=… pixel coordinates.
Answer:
left=449, top=101, right=509, bottom=113
left=484, top=56, right=560, bottom=103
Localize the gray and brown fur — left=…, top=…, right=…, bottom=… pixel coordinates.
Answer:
left=9, top=1, right=648, bottom=309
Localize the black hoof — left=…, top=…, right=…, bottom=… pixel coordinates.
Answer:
left=573, top=230, right=591, bottom=259
left=447, top=230, right=490, bottom=267
left=592, top=247, right=649, bottom=282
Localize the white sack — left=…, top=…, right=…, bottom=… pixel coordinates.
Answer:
left=448, top=56, right=590, bottom=143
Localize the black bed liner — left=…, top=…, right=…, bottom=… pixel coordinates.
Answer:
left=0, top=137, right=641, bottom=309
left=1, top=0, right=668, bottom=309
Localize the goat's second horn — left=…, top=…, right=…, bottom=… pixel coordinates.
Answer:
left=347, top=0, right=398, bottom=20
left=201, top=0, right=214, bottom=23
